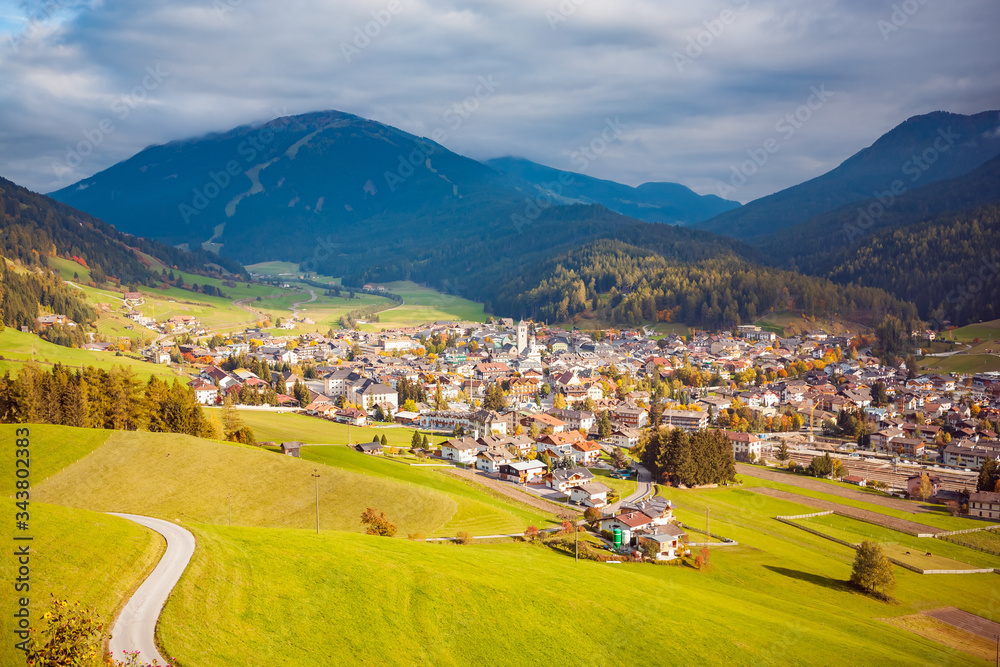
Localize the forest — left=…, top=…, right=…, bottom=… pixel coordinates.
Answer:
left=0, top=362, right=217, bottom=438
left=633, top=427, right=737, bottom=487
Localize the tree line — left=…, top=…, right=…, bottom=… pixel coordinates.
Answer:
left=0, top=362, right=217, bottom=438
left=634, top=427, right=737, bottom=487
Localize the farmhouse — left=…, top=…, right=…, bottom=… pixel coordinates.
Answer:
left=969, top=491, right=1000, bottom=520
left=568, top=481, right=611, bottom=508
left=440, top=436, right=479, bottom=465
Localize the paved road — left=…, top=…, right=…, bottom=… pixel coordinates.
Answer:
left=108, top=514, right=196, bottom=667
left=605, top=463, right=653, bottom=513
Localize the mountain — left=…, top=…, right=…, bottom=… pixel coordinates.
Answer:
left=1, top=175, right=244, bottom=285
left=50, top=111, right=526, bottom=265
left=46, top=110, right=920, bottom=329
left=759, top=152, right=1000, bottom=270
left=694, top=110, right=1000, bottom=242
left=486, top=156, right=739, bottom=225
left=755, top=154, right=1000, bottom=327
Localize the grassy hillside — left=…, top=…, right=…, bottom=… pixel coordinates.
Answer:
left=0, top=424, right=111, bottom=482
left=157, top=491, right=994, bottom=666
left=33, top=430, right=463, bottom=535
left=300, top=445, right=557, bottom=535
left=0, top=328, right=180, bottom=381
left=0, top=503, right=164, bottom=667
left=217, top=409, right=451, bottom=447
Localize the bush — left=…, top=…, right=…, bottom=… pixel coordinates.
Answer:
left=524, top=525, right=540, bottom=541
left=455, top=531, right=474, bottom=545
left=407, top=532, right=426, bottom=541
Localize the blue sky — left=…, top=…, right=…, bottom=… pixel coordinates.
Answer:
left=1, top=0, right=998, bottom=202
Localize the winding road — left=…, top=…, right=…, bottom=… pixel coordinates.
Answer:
left=107, top=514, right=196, bottom=666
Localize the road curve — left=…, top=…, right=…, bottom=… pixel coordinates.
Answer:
left=107, top=514, right=196, bottom=666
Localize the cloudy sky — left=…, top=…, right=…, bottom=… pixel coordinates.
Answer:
left=1, top=0, right=998, bottom=202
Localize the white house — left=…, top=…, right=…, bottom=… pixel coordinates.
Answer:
left=188, top=379, right=218, bottom=405
left=569, top=481, right=611, bottom=508
left=440, top=436, right=479, bottom=465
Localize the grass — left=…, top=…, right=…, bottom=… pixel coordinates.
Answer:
left=753, top=311, right=865, bottom=338
left=155, top=487, right=996, bottom=666
left=216, top=408, right=451, bottom=447
left=0, top=328, right=181, bottom=381
left=946, top=318, right=1000, bottom=343
left=33, top=430, right=463, bottom=535
left=358, top=281, right=486, bottom=329
left=590, top=467, right=637, bottom=500
left=738, top=471, right=984, bottom=532
left=0, top=424, right=111, bottom=483
left=799, top=514, right=993, bottom=570
left=299, top=445, right=557, bottom=536
left=881, top=614, right=999, bottom=662
left=919, top=354, right=1000, bottom=374
left=940, top=529, right=1000, bottom=554
left=0, top=503, right=164, bottom=667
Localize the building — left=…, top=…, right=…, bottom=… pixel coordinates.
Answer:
left=348, top=379, right=399, bottom=410
left=324, top=369, right=362, bottom=397
left=905, top=474, right=941, bottom=499
left=547, top=467, right=595, bottom=493
left=569, top=481, right=611, bottom=508
left=969, top=491, right=1000, bottom=519
left=723, top=430, right=769, bottom=462
left=609, top=428, right=641, bottom=449
left=188, top=379, right=218, bottom=405
left=499, top=460, right=547, bottom=484
left=280, top=441, right=302, bottom=457
left=516, top=320, right=528, bottom=353
left=637, top=524, right=687, bottom=560
left=886, top=436, right=925, bottom=458
left=614, top=404, right=648, bottom=428
left=440, top=436, right=480, bottom=465
left=942, top=441, right=1000, bottom=469
left=661, top=409, right=708, bottom=432
left=476, top=447, right=514, bottom=474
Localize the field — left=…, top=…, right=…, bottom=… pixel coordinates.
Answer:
left=0, top=503, right=164, bottom=667
left=299, top=445, right=557, bottom=536
left=360, top=281, right=486, bottom=329
left=0, top=424, right=112, bottom=482
left=0, top=328, right=181, bottom=381
left=753, top=311, right=865, bottom=338
left=13, top=423, right=1000, bottom=666
left=215, top=408, right=452, bottom=447
left=919, top=353, right=1000, bottom=374
left=940, top=529, right=1000, bottom=555
left=798, top=514, right=993, bottom=570
left=590, top=467, right=637, bottom=499
left=946, top=319, right=1000, bottom=343
left=151, top=476, right=999, bottom=666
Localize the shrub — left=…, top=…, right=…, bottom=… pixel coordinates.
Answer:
left=524, top=525, right=540, bottom=541
left=407, top=532, right=426, bottom=541
left=360, top=507, right=397, bottom=537
left=455, top=531, right=474, bottom=545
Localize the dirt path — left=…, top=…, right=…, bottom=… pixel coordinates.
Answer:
left=737, top=463, right=936, bottom=513
left=749, top=487, right=943, bottom=536
left=441, top=468, right=579, bottom=516
left=923, top=607, right=1000, bottom=641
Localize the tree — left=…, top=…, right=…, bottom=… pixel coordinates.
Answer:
left=292, top=380, right=310, bottom=406
left=380, top=434, right=388, bottom=447
left=221, top=392, right=241, bottom=439
left=455, top=531, right=473, bottom=545
left=411, top=430, right=422, bottom=448
left=524, top=525, right=540, bottom=541
left=849, top=540, right=896, bottom=599
left=807, top=453, right=835, bottom=478
left=552, top=392, right=567, bottom=409
left=483, top=384, right=507, bottom=411
left=584, top=507, right=603, bottom=526
left=597, top=411, right=612, bottom=439
left=529, top=422, right=540, bottom=440
left=540, top=451, right=553, bottom=472
left=915, top=472, right=933, bottom=501
left=978, top=458, right=999, bottom=492
left=360, top=507, right=397, bottom=537
left=777, top=440, right=789, bottom=463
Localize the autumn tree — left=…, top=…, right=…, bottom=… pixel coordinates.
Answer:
left=360, top=507, right=397, bottom=537
left=850, top=541, right=895, bottom=599
left=915, top=472, right=934, bottom=501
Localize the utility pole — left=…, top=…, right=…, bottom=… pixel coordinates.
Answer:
left=311, top=470, right=320, bottom=533
left=706, top=506, right=710, bottom=539
left=575, top=518, right=579, bottom=562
